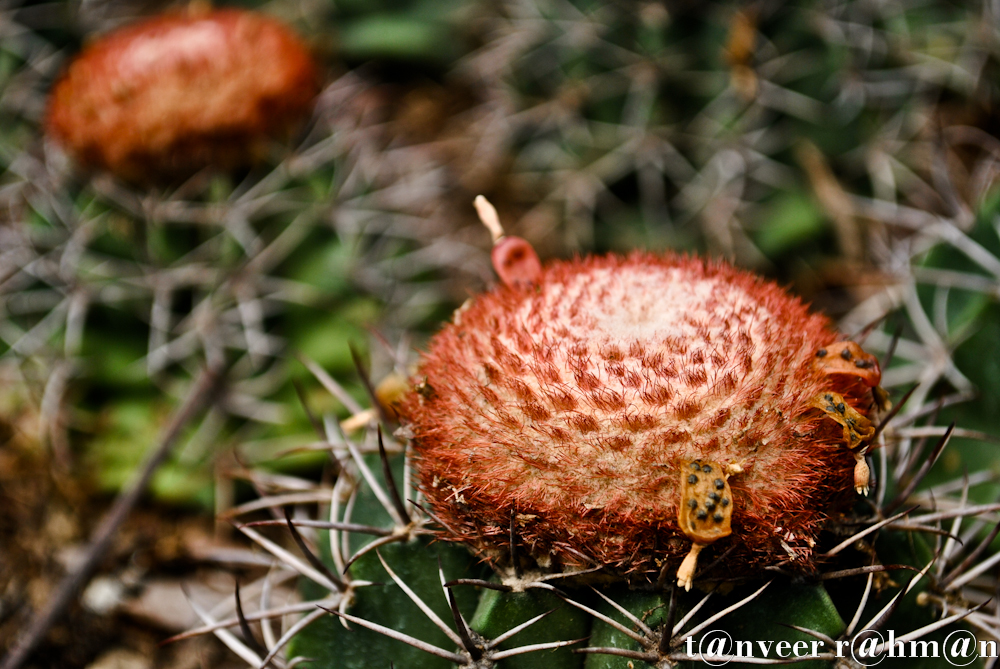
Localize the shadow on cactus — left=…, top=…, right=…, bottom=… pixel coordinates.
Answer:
left=171, top=200, right=1000, bottom=668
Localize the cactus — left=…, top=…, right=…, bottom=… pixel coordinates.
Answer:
left=194, top=375, right=992, bottom=669
left=186, top=202, right=999, bottom=668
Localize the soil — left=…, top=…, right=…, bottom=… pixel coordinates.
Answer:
left=0, top=415, right=247, bottom=669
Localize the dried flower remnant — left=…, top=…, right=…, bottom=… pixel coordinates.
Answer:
left=45, top=7, right=319, bottom=183
left=400, top=199, right=889, bottom=590
left=474, top=196, right=542, bottom=287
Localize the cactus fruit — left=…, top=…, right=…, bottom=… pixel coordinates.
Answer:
left=45, top=6, right=319, bottom=182
left=400, top=200, right=887, bottom=591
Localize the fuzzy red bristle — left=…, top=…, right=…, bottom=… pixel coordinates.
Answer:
left=401, top=252, right=871, bottom=579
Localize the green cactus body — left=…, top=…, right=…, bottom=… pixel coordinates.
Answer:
left=583, top=588, right=671, bottom=669
left=470, top=587, right=587, bottom=669
left=288, top=537, right=484, bottom=668
left=719, top=582, right=844, bottom=669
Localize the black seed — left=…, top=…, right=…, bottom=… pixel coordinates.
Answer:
left=855, top=359, right=872, bottom=369
left=690, top=462, right=701, bottom=470
left=708, top=492, right=720, bottom=501
left=704, top=500, right=716, bottom=511
left=721, top=498, right=729, bottom=506
left=841, top=348, right=852, bottom=360
left=825, top=393, right=834, bottom=402
left=690, top=522, right=697, bottom=530
left=714, top=479, right=724, bottom=490
left=816, top=349, right=827, bottom=358
left=836, top=403, right=846, bottom=414
left=702, top=464, right=712, bottom=473
left=688, top=474, right=699, bottom=484
left=714, top=513, right=724, bottom=522
left=696, top=510, right=708, bottom=520
left=688, top=499, right=698, bottom=509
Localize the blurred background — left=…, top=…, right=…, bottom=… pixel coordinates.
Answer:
left=3, top=0, right=1000, bottom=666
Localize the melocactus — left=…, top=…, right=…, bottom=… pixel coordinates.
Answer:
left=46, top=7, right=319, bottom=183
left=401, top=200, right=886, bottom=589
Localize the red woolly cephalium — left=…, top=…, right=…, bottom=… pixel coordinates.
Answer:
left=401, top=251, right=884, bottom=587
